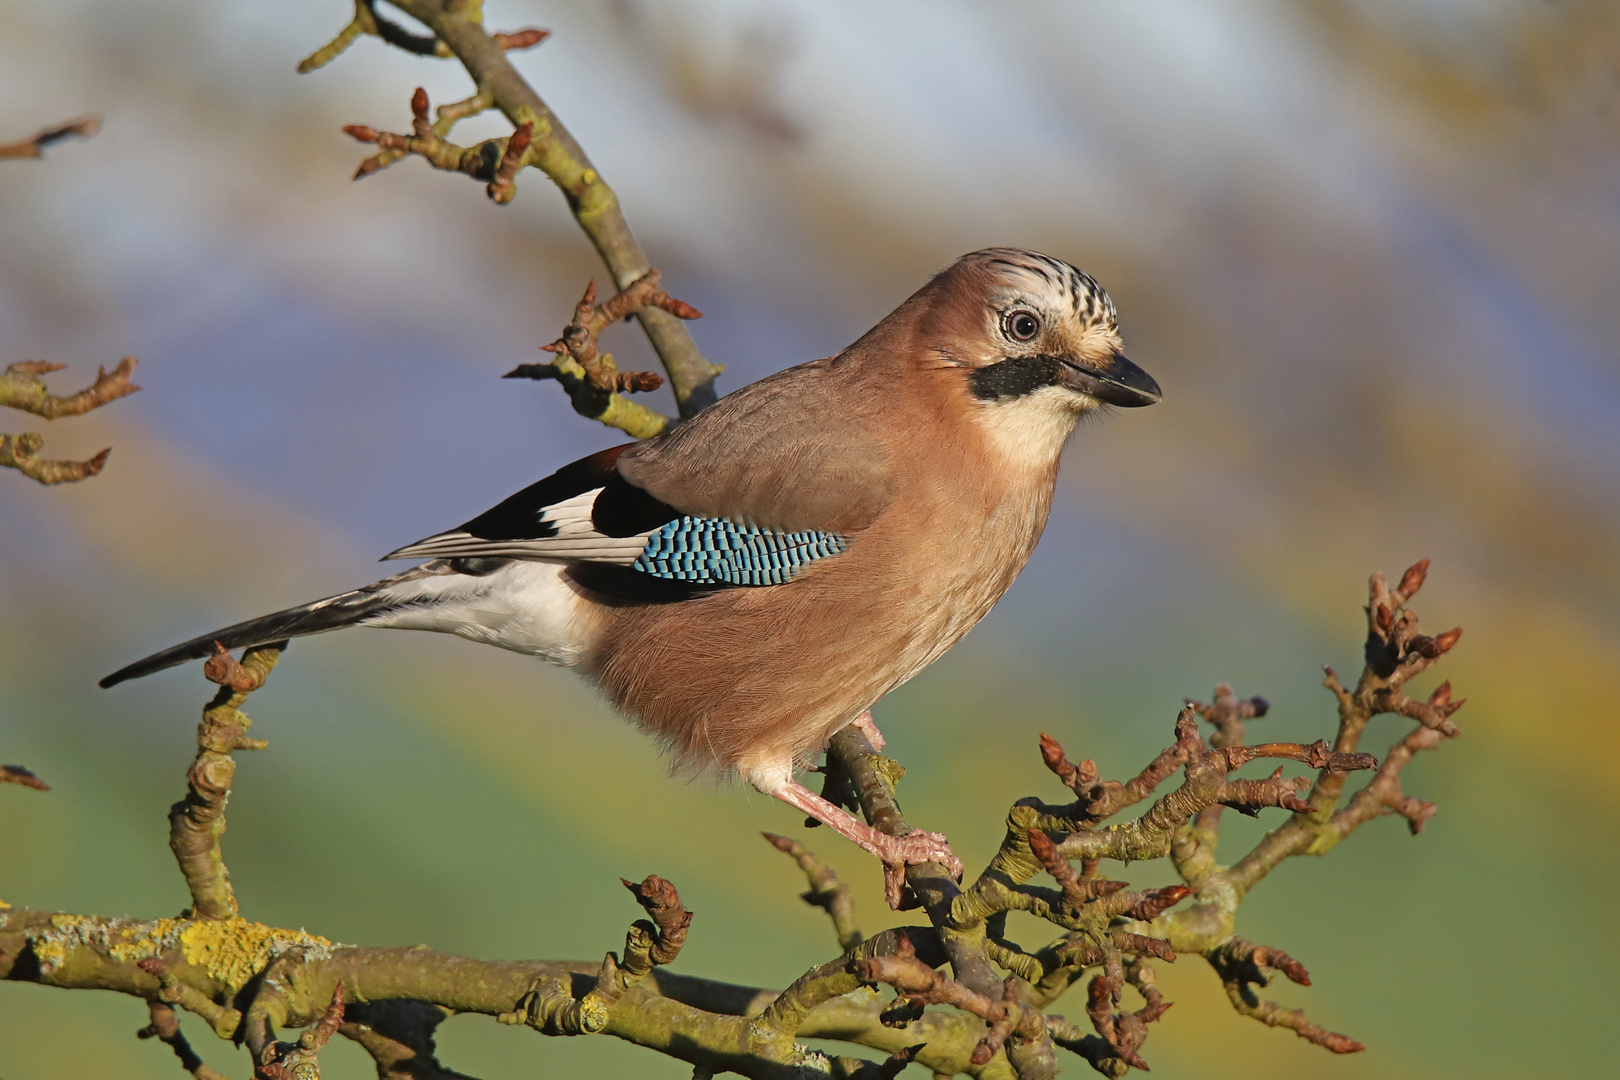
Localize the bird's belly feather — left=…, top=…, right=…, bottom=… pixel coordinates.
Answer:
left=362, top=560, right=595, bottom=667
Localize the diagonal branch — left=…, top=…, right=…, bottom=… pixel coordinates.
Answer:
left=310, top=0, right=721, bottom=415
left=0, top=115, right=100, bottom=160
left=763, top=832, right=863, bottom=952
left=298, top=0, right=548, bottom=72
left=1, top=763, right=50, bottom=790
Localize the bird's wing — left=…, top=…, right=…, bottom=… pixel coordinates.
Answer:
left=386, top=370, right=890, bottom=587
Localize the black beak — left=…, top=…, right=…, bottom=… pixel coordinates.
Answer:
left=1060, top=354, right=1161, bottom=407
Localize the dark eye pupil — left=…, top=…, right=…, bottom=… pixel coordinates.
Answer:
left=1009, top=313, right=1039, bottom=340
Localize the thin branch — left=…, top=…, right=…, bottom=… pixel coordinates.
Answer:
left=1, top=358, right=139, bottom=485
left=503, top=271, right=702, bottom=438
left=310, top=0, right=721, bottom=415
left=1, top=358, right=139, bottom=418
left=0, top=115, right=100, bottom=160
left=340, top=1000, right=483, bottom=1080
left=136, top=999, right=231, bottom=1080
left=0, top=433, right=111, bottom=485
left=298, top=0, right=548, bottom=73
left=0, top=764, right=50, bottom=790
left=763, top=832, right=863, bottom=952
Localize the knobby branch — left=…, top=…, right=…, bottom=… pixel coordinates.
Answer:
left=0, top=559, right=1464, bottom=1078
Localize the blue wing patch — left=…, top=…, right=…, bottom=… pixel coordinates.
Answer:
left=632, top=518, right=848, bottom=585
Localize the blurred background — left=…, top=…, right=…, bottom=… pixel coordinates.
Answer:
left=1, top=1, right=1616, bottom=1076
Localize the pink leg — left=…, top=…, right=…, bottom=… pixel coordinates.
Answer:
left=768, top=779, right=962, bottom=909
left=849, top=709, right=886, bottom=751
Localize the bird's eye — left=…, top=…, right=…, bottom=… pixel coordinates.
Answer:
left=1003, top=310, right=1041, bottom=342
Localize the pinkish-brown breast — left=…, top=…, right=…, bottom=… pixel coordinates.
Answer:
left=577, top=365, right=1060, bottom=786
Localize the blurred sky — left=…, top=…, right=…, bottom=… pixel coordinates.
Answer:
left=2, top=1, right=1618, bottom=1078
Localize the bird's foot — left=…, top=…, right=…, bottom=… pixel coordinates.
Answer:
left=766, top=779, right=963, bottom=909
left=870, top=827, right=962, bottom=909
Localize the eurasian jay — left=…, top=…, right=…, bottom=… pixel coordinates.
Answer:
left=101, top=248, right=1161, bottom=891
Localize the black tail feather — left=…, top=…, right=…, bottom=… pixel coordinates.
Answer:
left=98, top=564, right=448, bottom=688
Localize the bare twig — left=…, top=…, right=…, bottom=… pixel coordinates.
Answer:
left=136, top=999, right=231, bottom=1080
left=0, top=115, right=100, bottom=160
left=1, top=358, right=139, bottom=485
left=0, top=358, right=139, bottom=418
left=307, top=0, right=721, bottom=414
left=298, top=0, right=548, bottom=72
left=764, top=832, right=863, bottom=951
left=255, top=985, right=345, bottom=1080
left=503, top=271, right=702, bottom=437
left=0, top=764, right=49, bottom=790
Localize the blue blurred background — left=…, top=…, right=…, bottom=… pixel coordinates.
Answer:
left=2, top=1, right=1617, bottom=1076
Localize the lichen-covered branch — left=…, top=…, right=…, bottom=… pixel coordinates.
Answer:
left=1, top=563, right=1464, bottom=1078
left=306, top=1, right=721, bottom=416
left=169, top=643, right=278, bottom=922
left=0, top=115, right=99, bottom=160
left=1, top=358, right=140, bottom=485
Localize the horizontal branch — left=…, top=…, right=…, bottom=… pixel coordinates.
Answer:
left=1, top=358, right=139, bottom=418
left=1, top=432, right=111, bottom=485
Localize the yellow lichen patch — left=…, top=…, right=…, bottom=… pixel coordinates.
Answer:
left=108, top=917, right=188, bottom=962
left=180, top=917, right=335, bottom=990
left=31, top=914, right=185, bottom=968
left=24, top=914, right=334, bottom=988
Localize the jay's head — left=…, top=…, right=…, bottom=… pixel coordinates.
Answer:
left=895, top=248, right=1161, bottom=461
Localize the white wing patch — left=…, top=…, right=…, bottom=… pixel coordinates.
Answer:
left=384, top=486, right=655, bottom=564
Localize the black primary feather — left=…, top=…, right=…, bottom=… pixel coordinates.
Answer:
left=97, top=563, right=452, bottom=688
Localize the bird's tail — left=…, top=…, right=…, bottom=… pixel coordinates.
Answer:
left=98, top=562, right=458, bottom=688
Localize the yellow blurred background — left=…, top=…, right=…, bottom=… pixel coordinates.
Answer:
left=2, top=1, right=1616, bottom=1077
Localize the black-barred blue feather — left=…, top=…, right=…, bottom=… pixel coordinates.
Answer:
left=633, top=518, right=848, bottom=585
left=381, top=448, right=851, bottom=590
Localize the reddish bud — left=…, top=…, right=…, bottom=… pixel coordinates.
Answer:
left=1126, top=885, right=1193, bottom=919
left=1398, top=558, right=1429, bottom=598
left=1026, top=827, right=1056, bottom=862
left=411, top=87, right=430, bottom=121
left=1373, top=603, right=1394, bottom=634
left=659, top=297, right=704, bottom=320
left=1255, top=946, right=1312, bottom=986
left=1434, top=627, right=1463, bottom=653
left=1038, top=732, right=1078, bottom=786
left=1409, top=635, right=1442, bottom=659
left=507, top=120, right=533, bottom=158
left=1429, top=681, right=1452, bottom=708
left=494, top=28, right=550, bottom=50
left=342, top=124, right=380, bottom=143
